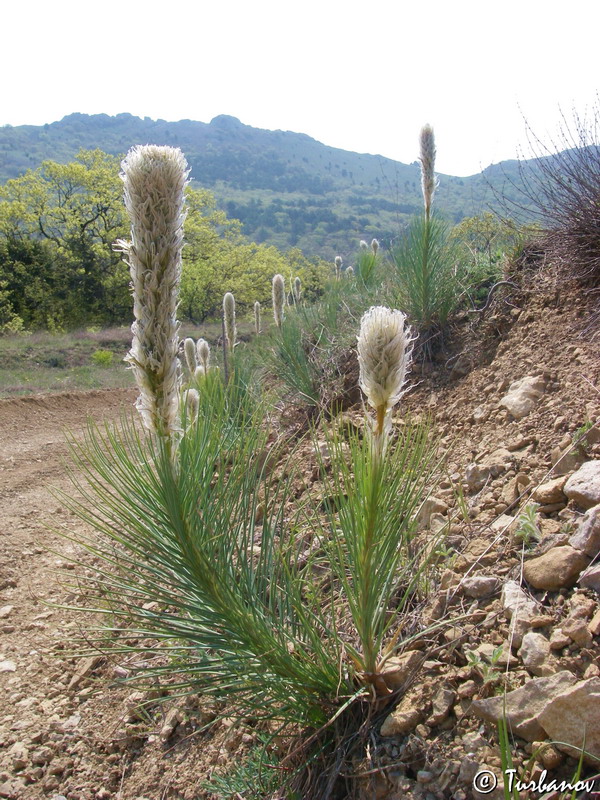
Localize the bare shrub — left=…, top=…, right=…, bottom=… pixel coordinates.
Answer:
left=507, top=97, right=600, bottom=284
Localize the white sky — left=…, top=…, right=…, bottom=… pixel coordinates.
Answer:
left=3, top=0, right=598, bottom=176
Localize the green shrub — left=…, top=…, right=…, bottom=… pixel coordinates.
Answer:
left=390, top=214, right=459, bottom=343
left=91, top=349, right=114, bottom=367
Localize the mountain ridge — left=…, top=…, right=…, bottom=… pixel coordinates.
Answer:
left=0, top=112, right=526, bottom=258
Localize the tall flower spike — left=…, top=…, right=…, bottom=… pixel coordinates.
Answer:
left=223, top=292, right=236, bottom=353
left=360, top=240, right=368, bottom=250
left=357, top=306, right=414, bottom=439
left=254, top=300, right=261, bottom=335
left=371, top=238, right=379, bottom=255
left=293, top=276, right=301, bottom=303
left=419, top=124, right=437, bottom=219
left=272, top=274, right=285, bottom=328
left=346, top=265, right=355, bottom=277
left=118, top=145, right=189, bottom=437
left=184, top=337, right=197, bottom=375
left=196, top=338, right=210, bottom=372
left=334, top=255, right=342, bottom=279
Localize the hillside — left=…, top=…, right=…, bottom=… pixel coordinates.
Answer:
left=0, top=113, right=530, bottom=259
left=0, top=270, right=599, bottom=799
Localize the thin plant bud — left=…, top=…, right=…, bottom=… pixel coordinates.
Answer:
left=294, top=276, right=301, bottom=302
left=346, top=265, right=355, bottom=277
left=371, top=238, right=379, bottom=255
left=357, top=306, right=414, bottom=439
left=196, top=338, right=210, bottom=372
left=272, top=274, right=285, bottom=328
left=184, top=337, right=197, bottom=375
left=334, top=255, right=342, bottom=279
left=419, top=124, right=437, bottom=219
left=223, top=292, right=236, bottom=353
left=117, top=145, right=189, bottom=437
left=254, top=301, right=261, bottom=335
left=182, top=388, right=199, bottom=423
left=360, top=240, right=368, bottom=250
left=194, top=365, right=205, bottom=380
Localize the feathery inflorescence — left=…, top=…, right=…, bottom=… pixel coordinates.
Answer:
left=357, top=306, right=414, bottom=437
left=118, top=145, right=189, bottom=437
left=254, top=300, right=261, bottom=335
left=419, top=124, right=437, bottom=219
left=223, top=292, right=236, bottom=353
left=184, top=337, right=197, bottom=375
left=272, top=274, right=285, bottom=328
left=196, top=338, right=210, bottom=373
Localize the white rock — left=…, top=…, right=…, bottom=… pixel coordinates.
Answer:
left=564, top=461, right=600, bottom=509
left=499, top=375, right=545, bottom=419
left=569, top=505, right=600, bottom=557
left=472, top=670, right=577, bottom=741
left=519, top=632, right=553, bottom=676
left=502, top=580, right=538, bottom=619
left=579, top=564, right=600, bottom=593
left=538, top=678, right=600, bottom=764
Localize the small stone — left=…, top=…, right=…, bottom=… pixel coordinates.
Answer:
left=519, top=632, right=553, bottom=676
left=416, top=497, right=448, bottom=528
left=461, top=575, right=499, bottom=598
left=533, top=742, right=564, bottom=770
left=532, top=476, right=567, bottom=506
left=569, top=505, right=600, bottom=558
left=457, top=680, right=478, bottom=699
left=549, top=629, right=571, bottom=650
left=381, top=651, right=423, bottom=692
left=31, top=747, right=53, bottom=766
left=499, top=375, right=545, bottom=419
left=580, top=564, right=600, bottom=593
left=568, top=595, right=596, bottom=619
left=8, top=742, right=28, bottom=772
left=0, top=661, right=16, bottom=673
left=471, top=670, right=577, bottom=741
left=0, top=607, right=13, bottom=619
left=538, top=678, right=600, bottom=764
left=589, top=610, right=600, bottom=636
left=380, top=694, right=423, bottom=737
left=551, top=443, right=587, bottom=476
left=426, top=687, right=455, bottom=726
left=502, top=580, right=538, bottom=619
left=564, top=461, right=600, bottom=509
left=68, top=655, right=102, bottom=690
left=560, top=618, right=593, bottom=648
left=159, top=708, right=181, bottom=741
left=523, top=546, right=590, bottom=590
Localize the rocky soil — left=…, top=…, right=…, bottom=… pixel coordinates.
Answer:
left=1, top=273, right=599, bottom=799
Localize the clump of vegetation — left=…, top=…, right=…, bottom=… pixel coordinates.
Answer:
left=90, top=348, right=114, bottom=367
left=63, top=144, right=446, bottom=799
left=389, top=125, right=459, bottom=351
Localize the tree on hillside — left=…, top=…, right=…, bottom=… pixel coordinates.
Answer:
left=0, top=150, right=329, bottom=329
left=0, top=149, right=129, bottom=327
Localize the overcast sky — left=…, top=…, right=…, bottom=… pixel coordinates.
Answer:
left=3, top=0, right=598, bottom=176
